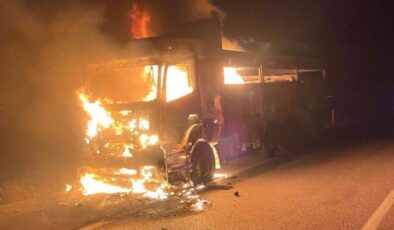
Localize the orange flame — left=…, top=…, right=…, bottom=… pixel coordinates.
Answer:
left=79, top=167, right=168, bottom=199
left=166, top=66, right=193, bottom=102
left=221, top=35, right=246, bottom=52
left=129, top=3, right=151, bottom=39
left=223, top=67, right=245, bottom=85
left=143, top=65, right=159, bottom=101
left=78, top=92, right=113, bottom=139
left=77, top=91, right=159, bottom=151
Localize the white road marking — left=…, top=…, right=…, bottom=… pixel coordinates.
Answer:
left=362, top=189, right=394, bottom=230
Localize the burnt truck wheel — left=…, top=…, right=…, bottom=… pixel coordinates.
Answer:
left=190, top=141, right=215, bottom=185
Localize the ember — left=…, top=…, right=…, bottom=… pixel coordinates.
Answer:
left=192, top=199, right=208, bottom=211
left=65, top=184, right=72, bottom=192
left=121, top=144, right=133, bottom=158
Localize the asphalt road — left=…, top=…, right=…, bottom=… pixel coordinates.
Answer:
left=82, top=134, right=394, bottom=230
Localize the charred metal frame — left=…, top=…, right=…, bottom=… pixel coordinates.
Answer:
left=82, top=21, right=327, bottom=183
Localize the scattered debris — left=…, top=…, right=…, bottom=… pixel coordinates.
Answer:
left=206, top=183, right=233, bottom=190
left=195, top=184, right=206, bottom=190
left=234, top=191, right=240, bottom=197
left=213, top=173, right=228, bottom=180
left=191, top=199, right=211, bottom=211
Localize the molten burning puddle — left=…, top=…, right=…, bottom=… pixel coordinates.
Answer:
left=74, top=166, right=211, bottom=212
left=80, top=173, right=132, bottom=195
left=76, top=165, right=170, bottom=200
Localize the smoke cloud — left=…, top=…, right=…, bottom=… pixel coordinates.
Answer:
left=0, top=0, right=132, bottom=180
left=184, top=0, right=225, bottom=23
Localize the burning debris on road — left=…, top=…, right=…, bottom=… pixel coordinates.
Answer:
left=66, top=166, right=214, bottom=213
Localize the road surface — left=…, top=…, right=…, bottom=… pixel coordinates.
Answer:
left=81, top=135, right=394, bottom=230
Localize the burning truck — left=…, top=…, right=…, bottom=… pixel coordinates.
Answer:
left=76, top=19, right=326, bottom=195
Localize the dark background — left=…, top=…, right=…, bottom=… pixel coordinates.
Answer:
left=0, top=0, right=393, bottom=181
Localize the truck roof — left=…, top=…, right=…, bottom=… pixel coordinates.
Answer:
left=89, top=38, right=323, bottom=72
left=90, top=18, right=324, bottom=71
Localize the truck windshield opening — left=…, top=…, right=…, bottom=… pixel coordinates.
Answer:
left=85, top=65, right=159, bottom=103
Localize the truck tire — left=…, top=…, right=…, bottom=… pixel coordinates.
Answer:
left=190, top=141, right=215, bottom=185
